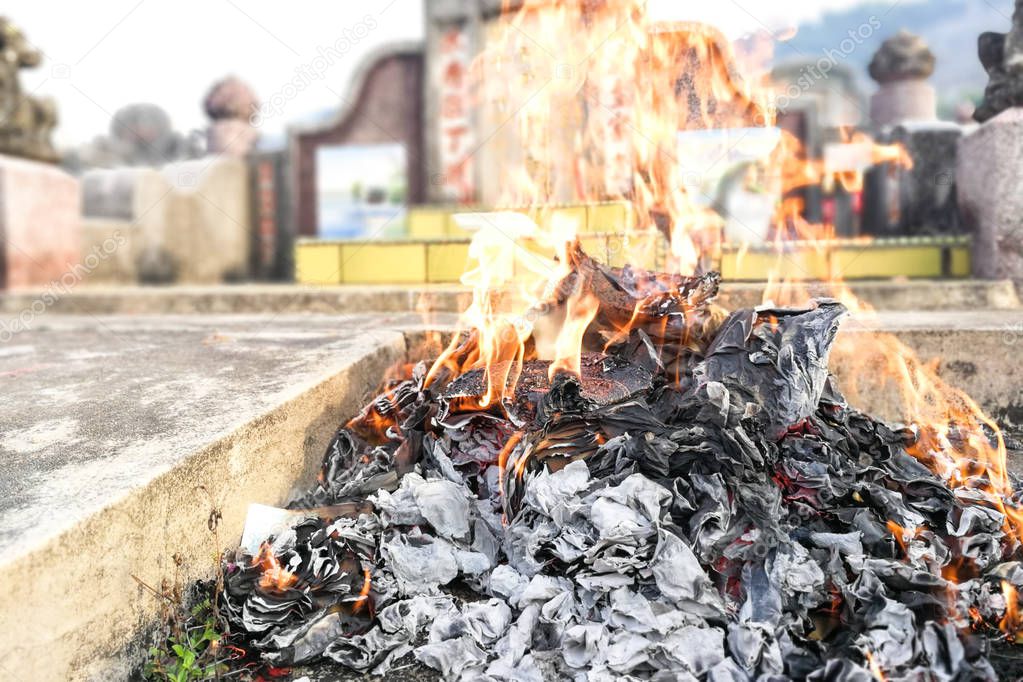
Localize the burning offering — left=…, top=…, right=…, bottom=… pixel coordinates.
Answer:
left=210, top=237, right=1023, bottom=680
left=181, top=2, right=1023, bottom=680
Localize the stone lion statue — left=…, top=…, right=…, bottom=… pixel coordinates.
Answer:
left=0, top=17, right=58, bottom=162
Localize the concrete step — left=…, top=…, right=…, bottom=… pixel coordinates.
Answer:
left=0, top=310, right=1021, bottom=679
left=0, top=279, right=1018, bottom=318
left=0, top=314, right=414, bottom=680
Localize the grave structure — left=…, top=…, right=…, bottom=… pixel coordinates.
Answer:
left=0, top=17, right=58, bottom=163
left=959, top=0, right=1023, bottom=278
left=864, top=32, right=964, bottom=237
left=0, top=18, right=79, bottom=288
left=205, top=76, right=260, bottom=158
left=868, top=30, right=937, bottom=129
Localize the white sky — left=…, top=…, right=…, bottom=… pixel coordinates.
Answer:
left=8, top=0, right=870, bottom=148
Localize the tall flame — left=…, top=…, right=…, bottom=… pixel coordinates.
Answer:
left=425, top=1, right=1018, bottom=563
left=476, top=2, right=771, bottom=265
left=548, top=289, right=599, bottom=379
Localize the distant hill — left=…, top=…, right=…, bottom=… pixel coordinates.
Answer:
left=777, top=0, right=1014, bottom=110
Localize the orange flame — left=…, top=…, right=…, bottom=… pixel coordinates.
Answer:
left=831, top=291, right=1023, bottom=544
left=1001, top=581, right=1022, bottom=641
left=886, top=520, right=919, bottom=559
left=352, top=568, right=372, bottom=615
left=865, top=650, right=887, bottom=681
left=252, top=543, right=297, bottom=591
left=475, top=3, right=769, bottom=265
left=425, top=4, right=1017, bottom=567
left=549, top=288, right=599, bottom=380
left=346, top=386, right=402, bottom=445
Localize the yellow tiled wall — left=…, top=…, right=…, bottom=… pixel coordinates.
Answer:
left=295, top=242, right=342, bottom=284
left=341, top=243, right=427, bottom=284
left=297, top=204, right=972, bottom=285
left=427, top=242, right=471, bottom=283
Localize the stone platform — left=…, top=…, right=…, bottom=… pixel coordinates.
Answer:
left=0, top=278, right=1018, bottom=317
left=1, top=309, right=1022, bottom=679
left=0, top=314, right=416, bottom=680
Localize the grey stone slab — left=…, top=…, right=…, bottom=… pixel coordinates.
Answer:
left=0, top=314, right=409, bottom=680
left=958, top=108, right=1023, bottom=279
left=837, top=310, right=1023, bottom=434
left=0, top=314, right=410, bottom=557
left=717, top=279, right=1021, bottom=312
left=0, top=279, right=1016, bottom=319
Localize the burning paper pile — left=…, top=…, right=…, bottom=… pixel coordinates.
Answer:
left=218, top=246, right=1023, bottom=681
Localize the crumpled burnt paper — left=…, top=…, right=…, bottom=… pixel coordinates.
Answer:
left=219, top=275, right=1023, bottom=682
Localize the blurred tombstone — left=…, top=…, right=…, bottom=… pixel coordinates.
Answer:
left=0, top=17, right=58, bottom=163
left=78, top=160, right=253, bottom=285
left=0, top=157, right=80, bottom=288
left=959, top=1, right=1023, bottom=278
left=133, top=157, right=251, bottom=283
left=81, top=168, right=139, bottom=220
left=64, top=103, right=204, bottom=173
left=0, top=19, right=79, bottom=289
left=78, top=167, right=152, bottom=284
left=109, top=104, right=196, bottom=166
left=204, top=76, right=260, bottom=158
left=290, top=43, right=424, bottom=237
left=863, top=122, right=964, bottom=237
left=868, top=31, right=937, bottom=129
left=862, top=32, right=963, bottom=237
left=768, top=62, right=866, bottom=234
left=771, top=60, right=866, bottom=150
left=248, top=150, right=291, bottom=280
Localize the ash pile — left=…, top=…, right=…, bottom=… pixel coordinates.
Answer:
left=221, top=247, right=1023, bottom=681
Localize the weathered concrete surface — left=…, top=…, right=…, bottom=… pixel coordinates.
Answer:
left=835, top=311, right=1023, bottom=434
left=0, top=279, right=1016, bottom=318
left=0, top=283, right=469, bottom=317
left=0, top=314, right=414, bottom=681
left=1, top=309, right=1022, bottom=680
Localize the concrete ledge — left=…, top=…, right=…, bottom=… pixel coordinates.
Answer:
left=718, top=279, right=1021, bottom=312
left=0, top=283, right=468, bottom=317
left=2, top=311, right=1022, bottom=679
left=0, top=317, right=408, bottom=680
left=0, top=279, right=1017, bottom=318
left=835, top=312, right=1023, bottom=433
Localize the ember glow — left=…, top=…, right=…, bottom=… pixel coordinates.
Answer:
left=351, top=568, right=372, bottom=615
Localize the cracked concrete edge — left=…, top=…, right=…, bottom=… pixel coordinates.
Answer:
left=0, top=331, right=408, bottom=682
